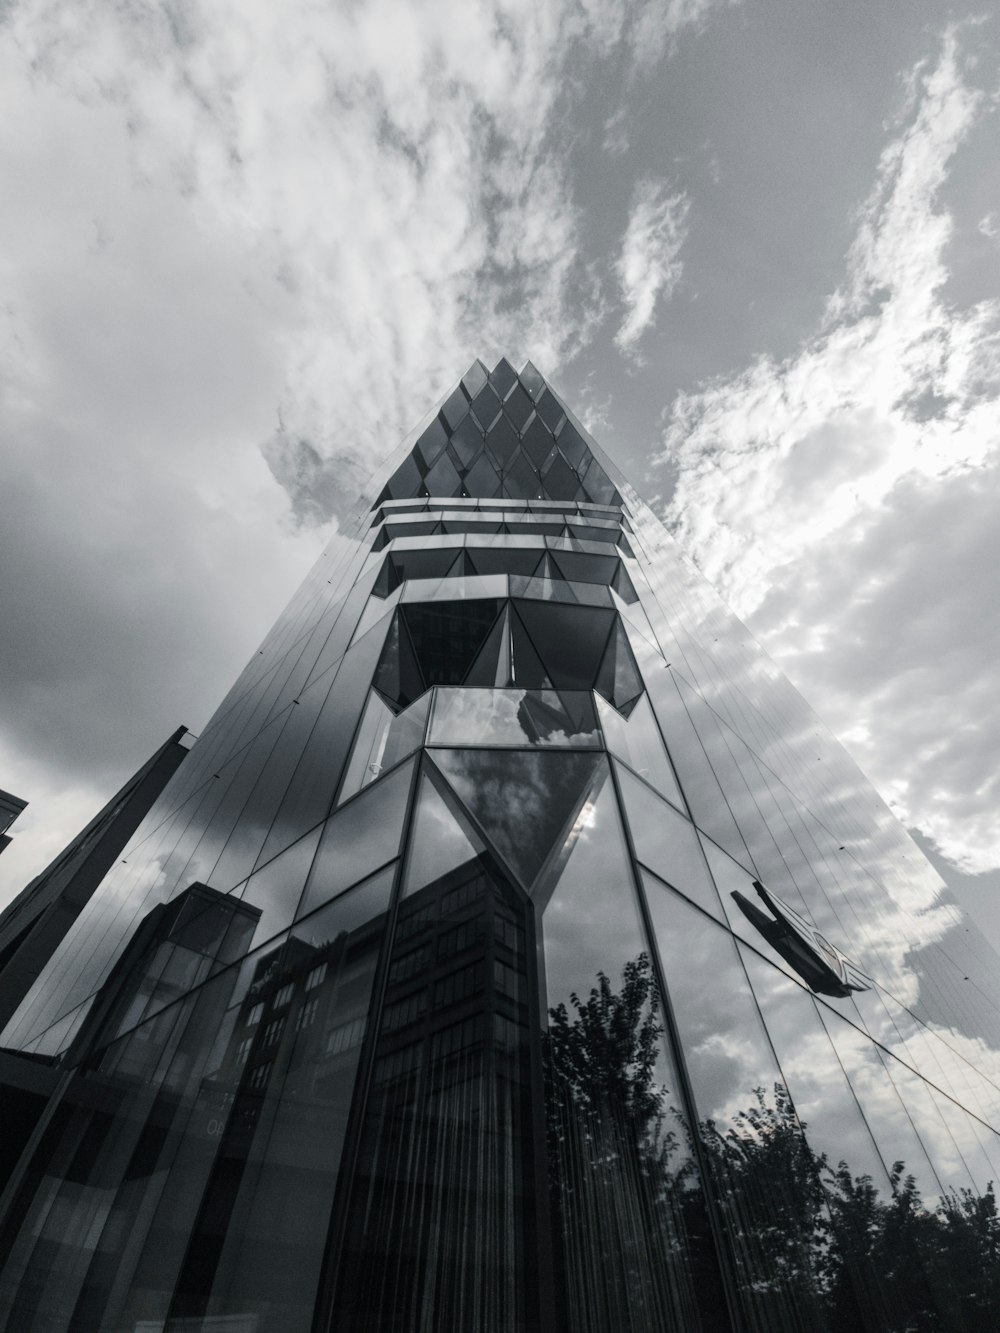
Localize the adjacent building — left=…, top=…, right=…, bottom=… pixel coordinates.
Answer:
left=0, top=359, right=998, bottom=1331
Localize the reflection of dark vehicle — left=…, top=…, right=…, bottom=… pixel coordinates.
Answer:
left=732, top=880, right=871, bottom=998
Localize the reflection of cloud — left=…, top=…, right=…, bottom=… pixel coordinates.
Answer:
left=659, top=28, right=1000, bottom=873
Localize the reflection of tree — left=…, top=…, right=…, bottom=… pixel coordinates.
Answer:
left=542, top=954, right=717, bottom=1333
left=543, top=954, right=1000, bottom=1333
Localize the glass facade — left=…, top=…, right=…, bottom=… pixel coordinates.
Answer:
left=1, top=357, right=999, bottom=1331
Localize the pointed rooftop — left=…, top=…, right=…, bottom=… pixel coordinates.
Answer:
left=371, top=357, right=625, bottom=508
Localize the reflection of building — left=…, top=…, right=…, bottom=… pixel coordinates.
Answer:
left=0, top=727, right=193, bottom=1031
left=1, top=360, right=1000, bottom=1330
left=0, top=789, right=27, bottom=858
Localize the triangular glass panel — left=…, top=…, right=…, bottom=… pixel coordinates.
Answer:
left=489, top=356, right=518, bottom=397
left=373, top=611, right=425, bottom=710
left=402, top=600, right=501, bottom=686
left=595, top=619, right=644, bottom=709
left=449, top=414, right=484, bottom=468
left=485, top=415, right=519, bottom=468
left=531, top=760, right=625, bottom=917
left=414, top=418, right=448, bottom=472
left=520, top=415, right=555, bottom=469
left=595, top=694, right=684, bottom=810
left=464, top=453, right=501, bottom=498
left=424, top=450, right=462, bottom=497
left=534, top=388, right=564, bottom=431
left=352, top=585, right=401, bottom=641
left=461, top=359, right=489, bottom=399
left=339, top=690, right=398, bottom=804
left=531, top=552, right=562, bottom=582
left=611, top=560, right=639, bottom=604
left=402, top=766, right=486, bottom=898
left=617, top=533, right=635, bottom=559
left=446, top=550, right=477, bottom=578
left=510, top=605, right=555, bottom=689
left=504, top=384, right=533, bottom=430
left=462, top=606, right=513, bottom=687
left=539, top=452, right=579, bottom=501
left=501, top=452, right=541, bottom=500
left=514, top=600, right=615, bottom=691
left=519, top=361, right=545, bottom=398
left=430, top=749, right=602, bottom=891
left=441, top=386, right=469, bottom=432
left=472, top=383, right=501, bottom=429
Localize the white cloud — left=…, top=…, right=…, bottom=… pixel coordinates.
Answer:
left=614, top=178, right=689, bottom=354
left=659, top=27, right=1000, bottom=872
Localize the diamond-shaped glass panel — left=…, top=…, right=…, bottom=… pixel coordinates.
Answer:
left=520, top=415, right=555, bottom=469
left=464, top=453, right=501, bottom=498
left=519, top=361, right=545, bottom=398
left=471, top=384, right=501, bottom=430
left=385, top=453, right=422, bottom=500
left=534, top=389, right=564, bottom=431
left=555, top=420, right=589, bottom=468
left=461, top=360, right=489, bottom=399
left=501, top=452, right=541, bottom=500
left=539, top=453, right=578, bottom=501
left=424, top=450, right=463, bottom=497
left=504, top=384, right=533, bottom=430
left=449, top=414, right=484, bottom=469
left=414, top=418, right=448, bottom=472
left=441, top=387, right=469, bottom=432
left=485, top=415, right=519, bottom=468
left=489, top=357, right=518, bottom=398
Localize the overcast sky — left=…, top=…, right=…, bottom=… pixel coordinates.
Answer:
left=2, top=2, right=999, bottom=947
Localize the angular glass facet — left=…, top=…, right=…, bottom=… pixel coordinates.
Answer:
left=430, top=748, right=602, bottom=890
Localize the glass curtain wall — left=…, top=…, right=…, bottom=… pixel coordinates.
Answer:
left=1, top=358, right=999, bottom=1332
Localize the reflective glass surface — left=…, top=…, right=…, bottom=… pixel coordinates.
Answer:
left=5, top=357, right=1000, bottom=1331
left=429, top=687, right=600, bottom=748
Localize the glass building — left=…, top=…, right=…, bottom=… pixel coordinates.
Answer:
left=1, top=357, right=999, bottom=1332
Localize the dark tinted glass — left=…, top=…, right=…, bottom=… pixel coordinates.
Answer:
left=538, top=768, right=717, bottom=1331
left=331, top=848, right=541, bottom=1331
left=513, top=601, right=615, bottom=691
